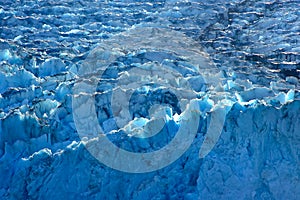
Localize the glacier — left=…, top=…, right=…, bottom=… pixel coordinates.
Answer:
left=0, top=0, right=300, bottom=199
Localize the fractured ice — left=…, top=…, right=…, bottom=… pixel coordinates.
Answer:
left=0, top=0, right=300, bottom=199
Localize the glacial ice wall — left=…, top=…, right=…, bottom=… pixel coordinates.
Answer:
left=0, top=0, right=300, bottom=199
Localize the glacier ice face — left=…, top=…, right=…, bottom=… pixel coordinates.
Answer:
left=0, top=0, right=300, bottom=199
left=1, top=101, right=299, bottom=199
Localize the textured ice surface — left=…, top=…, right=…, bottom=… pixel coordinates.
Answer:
left=0, top=0, right=300, bottom=199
